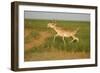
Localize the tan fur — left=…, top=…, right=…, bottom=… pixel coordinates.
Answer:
left=47, top=21, right=79, bottom=44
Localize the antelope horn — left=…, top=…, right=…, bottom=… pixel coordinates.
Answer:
left=54, top=20, right=56, bottom=23
left=53, top=20, right=57, bottom=25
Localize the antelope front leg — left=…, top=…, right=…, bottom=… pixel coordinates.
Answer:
left=53, top=34, right=58, bottom=43
left=62, top=37, right=66, bottom=45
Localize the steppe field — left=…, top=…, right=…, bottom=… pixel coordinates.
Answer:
left=24, top=19, right=90, bottom=61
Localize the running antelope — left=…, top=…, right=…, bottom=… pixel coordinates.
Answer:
left=47, top=21, right=79, bottom=45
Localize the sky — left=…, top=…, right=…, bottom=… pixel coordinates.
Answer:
left=24, top=11, right=90, bottom=21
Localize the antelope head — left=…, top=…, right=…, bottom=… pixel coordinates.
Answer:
left=47, top=20, right=57, bottom=28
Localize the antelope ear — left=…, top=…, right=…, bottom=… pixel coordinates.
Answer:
left=52, top=19, right=56, bottom=23
left=54, top=20, right=57, bottom=25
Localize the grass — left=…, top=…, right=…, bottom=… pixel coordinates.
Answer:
left=24, top=19, right=90, bottom=61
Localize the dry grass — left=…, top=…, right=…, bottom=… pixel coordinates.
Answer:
left=24, top=30, right=51, bottom=51
left=24, top=50, right=90, bottom=61
left=24, top=19, right=90, bottom=61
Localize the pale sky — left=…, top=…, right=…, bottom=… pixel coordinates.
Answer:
left=24, top=11, right=90, bottom=21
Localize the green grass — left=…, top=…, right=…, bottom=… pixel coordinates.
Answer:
left=24, top=19, right=90, bottom=61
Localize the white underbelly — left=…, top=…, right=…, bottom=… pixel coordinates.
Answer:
left=58, top=32, right=71, bottom=37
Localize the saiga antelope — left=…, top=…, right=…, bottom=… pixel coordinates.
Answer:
left=47, top=20, right=79, bottom=45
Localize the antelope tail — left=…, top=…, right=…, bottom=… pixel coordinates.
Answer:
left=74, top=27, right=80, bottom=34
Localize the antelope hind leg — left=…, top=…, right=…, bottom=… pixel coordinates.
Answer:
left=71, top=36, right=79, bottom=43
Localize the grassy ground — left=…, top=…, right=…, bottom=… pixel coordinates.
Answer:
left=24, top=19, right=90, bottom=61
